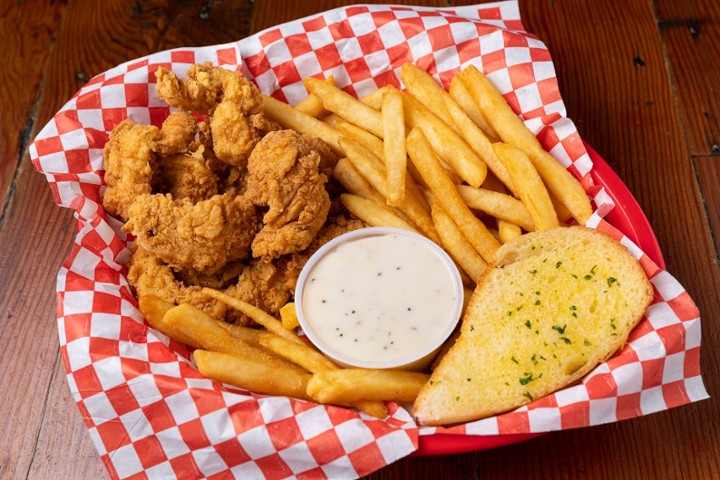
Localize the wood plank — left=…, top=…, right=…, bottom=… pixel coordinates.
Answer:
left=0, top=1, right=65, bottom=219
left=0, top=166, right=77, bottom=479
left=694, top=156, right=720, bottom=269
left=654, top=0, right=720, bottom=156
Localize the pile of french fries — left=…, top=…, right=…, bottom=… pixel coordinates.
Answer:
left=140, top=291, right=429, bottom=418
left=264, top=63, right=592, bottom=284
left=139, top=63, right=593, bottom=418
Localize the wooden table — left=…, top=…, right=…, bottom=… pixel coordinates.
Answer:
left=1, top=1, right=718, bottom=478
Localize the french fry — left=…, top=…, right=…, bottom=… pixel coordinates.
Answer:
left=406, top=127, right=501, bottom=261
left=217, top=321, right=273, bottom=348
left=260, top=334, right=339, bottom=373
left=194, top=349, right=312, bottom=400
left=498, top=220, right=523, bottom=243
left=333, top=158, right=386, bottom=203
left=307, top=369, right=429, bottom=404
left=262, top=94, right=343, bottom=154
left=431, top=203, right=487, bottom=283
left=138, top=295, right=202, bottom=348
left=334, top=118, right=431, bottom=212
left=295, top=75, right=334, bottom=117
left=335, top=118, right=386, bottom=160
left=403, top=93, right=487, bottom=188
left=202, top=288, right=306, bottom=345
left=400, top=63, right=458, bottom=133
left=279, top=302, right=300, bottom=330
left=163, top=303, right=264, bottom=357
left=303, top=77, right=384, bottom=138
left=481, top=172, right=525, bottom=242
left=458, top=65, right=592, bottom=224
left=493, top=142, right=559, bottom=231
left=456, top=185, right=535, bottom=232
left=340, top=194, right=421, bottom=234
left=359, top=85, right=393, bottom=110
left=259, top=335, right=389, bottom=418
left=341, top=137, right=440, bottom=244
left=448, top=75, right=500, bottom=142
left=381, top=87, right=407, bottom=205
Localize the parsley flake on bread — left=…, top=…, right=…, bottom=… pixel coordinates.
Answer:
left=413, top=226, right=653, bottom=426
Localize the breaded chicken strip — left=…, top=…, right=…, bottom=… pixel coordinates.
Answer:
left=149, top=110, right=199, bottom=156
left=245, top=130, right=332, bottom=258
left=227, top=214, right=366, bottom=321
left=127, top=245, right=231, bottom=321
left=153, top=146, right=219, bottom=203
left=155, top=63, right=273, bottom=167
left=102, top=119, right=159, bottom=221
left=123, top=189, right=260, bottom=275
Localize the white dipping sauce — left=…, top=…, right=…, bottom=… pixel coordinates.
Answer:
left=298, top=228, right=462, bottom=368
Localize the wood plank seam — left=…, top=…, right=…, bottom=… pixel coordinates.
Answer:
left=691, top=155, right=720, bottom=263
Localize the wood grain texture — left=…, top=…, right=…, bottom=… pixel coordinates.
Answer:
left=0, top=0, right=717, bottom=479
left=0, top=1, right=64, bottom=219
left=655, top=0, right=720, bottom=156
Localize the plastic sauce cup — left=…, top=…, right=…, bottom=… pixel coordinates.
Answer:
left=295, top=227, right=464, bottom=371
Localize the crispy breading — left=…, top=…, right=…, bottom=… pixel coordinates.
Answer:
left=102, top=119, right=159, bottom=221
left=155, top=63, right=273, bottom=167
left=123, top=190, right=261, bottom=275
left=246, top=130, right=332, bottom=258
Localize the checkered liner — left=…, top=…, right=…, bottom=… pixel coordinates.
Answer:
left=30, top=2, right=707, bottom=478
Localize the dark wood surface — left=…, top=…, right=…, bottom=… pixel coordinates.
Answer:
left=1, top=0, right=718, bottom=478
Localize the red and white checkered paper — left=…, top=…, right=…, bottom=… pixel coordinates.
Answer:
left=30, top=2, right=708, bottom=478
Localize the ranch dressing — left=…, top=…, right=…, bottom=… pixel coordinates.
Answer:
left=297, top=228, right=462, bottom=368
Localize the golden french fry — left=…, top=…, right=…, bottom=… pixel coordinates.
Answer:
left=217, top=321, right=273, bottom=348
left=202, top=288, right=305, bottom=345
left=403, top=93, right=487, bottom=188
left=259, top=335, right=388, bottom=418
left=431, top=203, right=487, bottom=283
left=341, top=137, right=440, bottom=243
left=448, top=76, right=500, bottom=142
left=260, top=334, right=338, bottom=373
left=333, top=118, right=431, bottom=211
left=382, top=87, right=407, bottom=205
left=279, top=302, right=300, bottom=330
left=194, top=349, right=312, bottom=400
left=340, top=194, right=421, bottom=234
left=359, top=85, right=394, bottom=110
left=307, top=369, right=429, bottom=404
left=334, top=158, right=386, bottom=203
left=262, top=94, right=343, bottom=154
left=498, top=220, right=523, bottom=243
left=400, top=63, right=458, bottom=133
left=163, top=303, right=258, bottom=355
left=335, top=118, right=386, bottom=160
left=138, top=295, right=201, bottom=347
left=493, top=142, right=559, bottom=231
left=456, top=185, right=535, bottom=232
left=406, top=128, right=500, bottom=261
left=295, top=75, right=334, bottom=117
left=304, top=77, right=384, bottom=138
left=458, top=65, right=592, bottom=223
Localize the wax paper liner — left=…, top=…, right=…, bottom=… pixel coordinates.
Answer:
left=29, top=2, right=708, bottom=478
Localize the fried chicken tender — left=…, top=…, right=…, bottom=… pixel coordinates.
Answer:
left=149, top=110, right=199, bottom=156
left=123, top=189, right=260, bottom=275
left=127, top=245, right=230, bottom=320
left=155, top=63, right=273, bottom=167
left=153, top=146, right=219, bottom=202
left=246, top=130, right=332, bottom=258
left=227, top=214, right=366, bottom=321
left=102, top=119, right=159, bottom=221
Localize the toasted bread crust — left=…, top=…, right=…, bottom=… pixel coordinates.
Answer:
left=413, top=227, right=653, bottom=426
